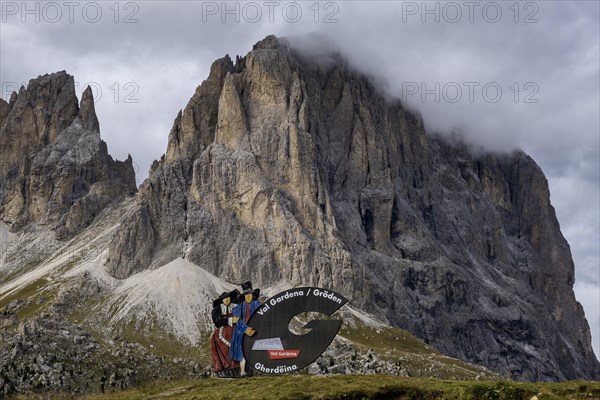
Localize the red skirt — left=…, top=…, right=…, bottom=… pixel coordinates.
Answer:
left=211, top=325, right=240, bottom=373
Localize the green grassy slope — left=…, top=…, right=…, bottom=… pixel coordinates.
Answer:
left=14, top=375, right=600, bottom=400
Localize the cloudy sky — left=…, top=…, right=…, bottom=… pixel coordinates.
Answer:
left=1, top=1, right=598, bottom=357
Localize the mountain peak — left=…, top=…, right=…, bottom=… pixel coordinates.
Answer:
left=104, top=36, right=599, bottom=381
left=10, top=71, right=79, bottom=144
left=2, top=37, right=598, bottom=383
left=80, top=85, right=100, bottom=131
left=0, top=70, right=137, bottom=236
left=252, top=34, right=286, bottom=50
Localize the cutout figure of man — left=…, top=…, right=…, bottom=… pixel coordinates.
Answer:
left=230, top=281, right=261, bottom=376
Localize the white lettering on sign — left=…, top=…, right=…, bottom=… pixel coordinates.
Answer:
left=257, top=289, right=305, bottom=315
left=255, top=288, right=343, bottom=317
left=268, top=290, right=305, bottom=306
left=268, top=350, right=300, bottom=359
left=311, top=289, right=343, bottom=304
left=254, top=362, right=298, bottom=374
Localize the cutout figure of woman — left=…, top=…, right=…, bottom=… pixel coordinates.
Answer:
left=230, top=281, right=261, bottom=375
left=210, top=289, right=241, bottom=378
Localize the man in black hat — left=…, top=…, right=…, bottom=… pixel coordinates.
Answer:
left=230, top=281, right=261, bottom=374
left=210, top=289, right=240, bottom=378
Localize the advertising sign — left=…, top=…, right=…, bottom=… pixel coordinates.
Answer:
left=242, top=287, right=348, bottom=374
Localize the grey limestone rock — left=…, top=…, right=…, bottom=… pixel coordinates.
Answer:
left=3, top=37, right=596, bottom=383
left=0, top=71, right=137, bottom=238
left=103, top=35, right=599, bottom=381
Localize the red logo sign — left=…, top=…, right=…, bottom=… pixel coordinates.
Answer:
left=267, top=350, right=300, bottom=360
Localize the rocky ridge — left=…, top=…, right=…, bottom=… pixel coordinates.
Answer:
left=103, top=35, right=599, bottom=381
left=0, top=72, right=136, bottom=240
left=0, top=35, right=598, bottom=392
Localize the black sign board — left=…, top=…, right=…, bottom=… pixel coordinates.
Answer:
left=242, top=287, right=348, bottom=374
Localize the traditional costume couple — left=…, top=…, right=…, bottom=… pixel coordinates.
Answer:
left=210, top=281, right=261, bottom=378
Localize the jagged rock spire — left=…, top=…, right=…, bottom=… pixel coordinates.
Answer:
left=80, top=85, right=100, bottom=131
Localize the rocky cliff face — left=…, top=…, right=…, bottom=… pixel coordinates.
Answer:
left=0, top=72, right=137, bottom=239
left=102, top=36, right=599, bottom=381
left=2, top=38, right=597, bottom=383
